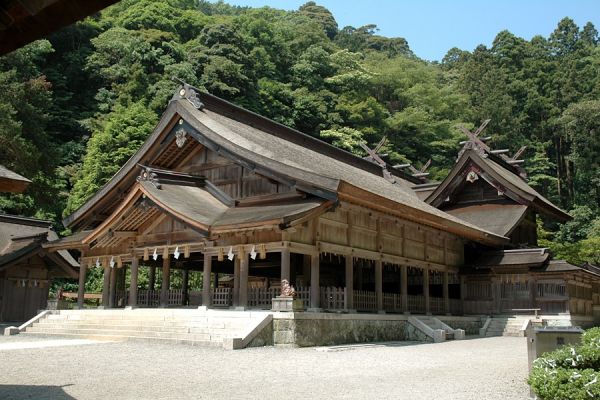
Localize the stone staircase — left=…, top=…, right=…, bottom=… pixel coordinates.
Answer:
left=484, top=316, right=529, bottom=337
left=21, top=309, right=273, bottom=349
left=409, top=316, right=465, bottom=342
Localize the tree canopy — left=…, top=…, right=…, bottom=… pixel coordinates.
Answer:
left=0, top=2, right=599, bottom=264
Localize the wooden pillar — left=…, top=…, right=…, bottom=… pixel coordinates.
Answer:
left=375, top=260, right=383, bottom=312
left=108, top=266, right=117, bottom=308
left=233, top=257, right=240, bottom=307
left=345, top=255, right=354, bottom=310
left=443, top=271, right=450, bottom=315
left=239, top=249, right=249, bottom=308
left=310, top=253, right=320, bottom=310
left=77, top=264, right=87, bottom=309
left=129, top=257, right=139, bottom=308
left=202, top=253, right=212, bottom=307
left=424, top=268, right=430, bottom=314
left=160, top=256, right=170, bottom=307
left=148, top=266, right=156, bottom=291
left=101, top=265, right=110, bottom=308
left=182, top=266, right=189, bottom=306
left=401, top=265, right=408, bottom=314
left=280, top=248, right=290, bottom=282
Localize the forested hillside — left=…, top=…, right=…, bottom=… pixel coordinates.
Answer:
left=1, top=0, right=599, bottom=264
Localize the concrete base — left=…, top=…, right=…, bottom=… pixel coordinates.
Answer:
left=307, top=308, right=323, bottom=313
left=230, top=306, right=247, bottom=311
left=4, top=326, right=18, bottom=336
left=197, top=306, right=208, bottom=312
left=271, top=297, right=303, bottom=312
left=124, top=306, right=136, bottom=310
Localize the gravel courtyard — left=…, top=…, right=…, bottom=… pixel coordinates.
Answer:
left=0, top=335, right=529, bottom=400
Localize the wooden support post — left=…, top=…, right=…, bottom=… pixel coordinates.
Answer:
left=424, top=268, right=430, bottom=315
left=310, top=253, right=320, bottom=310
left=77, top=265, right=87, bottom=309
left=375, top=260, right=383, bottom=312
left=182, top=266, right=189, bottom=306
left=239, top=249, right=249, bottom=308
left=401, top=265, right=408, bottom=314
left=129, top=257, right=139, bottom=308
left=108, top=266, right=117, bottom=308
left=345, top=255, right=354, bottom=311
left=160, top=256, right=170, bottom=307
left=101, top=265, right=110, bottom=308
left=202, top=253, right=212, bottom=307
left=148, top=266, right=156, bottom=291
left=443, top=271, right=450, bottom=315
left=233, top=257, right=240, bottom=307
left=281, top=248, right=290, bottom=282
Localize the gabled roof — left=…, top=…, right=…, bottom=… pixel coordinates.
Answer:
left=0, top=214, right=78, bottom=276
left=80, top=167, right=332, bottom=249
left=444, top=203, right=528, bottom=237
left=0, top=165, right=30, bottom=193
left=426, top=149, right=571, bottom=222
left=64, top=84, right=509, bottom=246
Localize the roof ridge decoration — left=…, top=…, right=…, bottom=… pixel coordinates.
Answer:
left=171, top=77, right=204, bottom=110
left=457, top=119, right=528, bottom=179
left=360, top=137, right=430, bottom=184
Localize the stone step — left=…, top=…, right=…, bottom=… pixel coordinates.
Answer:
left=20, top=331, right=219, bottom=346
left=25, top=326, right=227, bottom=342
left=38, top=319, right=248, bottom=329
left=31, top=322, right=238, bottom=335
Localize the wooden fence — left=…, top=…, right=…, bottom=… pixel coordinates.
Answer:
left=320, top=287, right=345, bottom=310
left=383, top=292, right=402, bottom=313
left=354, top=290, right=377, bottom=312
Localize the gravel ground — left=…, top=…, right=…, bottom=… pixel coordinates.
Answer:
left=0, top=335, right=529, bottom=400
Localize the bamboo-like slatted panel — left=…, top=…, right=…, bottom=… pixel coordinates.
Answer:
left=537, top=300, right=568, bottom=314
left=430, top=297, right=445, bottom=314
left=136, top=290, right=160, bottom=307
left=500, top=282, right=530, bottom=299
left=537, top=283, right=567, bottom=299
left=463, top=300, right=493, bottom=314
left=383, top=292, right=402, bottom=313
left=465, top=281, right=492, bottom=300
left=212, top=288, right=232, bottom=307
left=354, top=290, right=377, bottom=312
left=248, top=287, right=279, bottom=308
left=407, top=295, right=425, bottom=314
left=320, top=286, right=345, bottom=310
left=450, top=299, right=462, bottom=315
left=295, top=286, right=310, bottom=309
left=168, top=289, right=184, bottom=305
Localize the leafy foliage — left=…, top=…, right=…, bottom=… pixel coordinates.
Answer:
left=528, top=328, right=600, bottom=399
left=0, top=3, right=598, bottom=269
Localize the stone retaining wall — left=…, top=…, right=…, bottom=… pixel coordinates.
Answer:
left=270, top=313, right=484, bottom=347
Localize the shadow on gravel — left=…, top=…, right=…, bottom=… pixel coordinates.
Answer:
left=0, top=384, right=75, bottom=400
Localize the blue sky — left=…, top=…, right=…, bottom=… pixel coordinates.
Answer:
left=226, top=0, right=600, bottom=61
